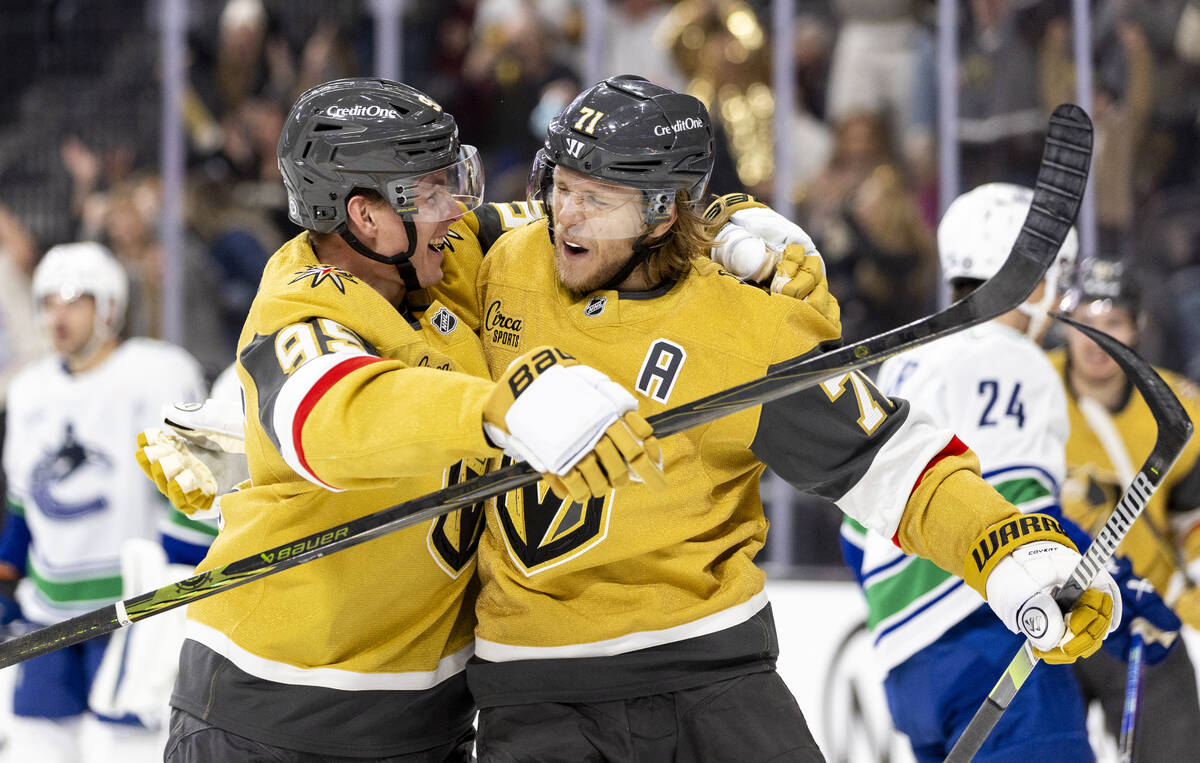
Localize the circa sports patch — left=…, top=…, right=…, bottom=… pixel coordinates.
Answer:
left=289, top=266, right=359, bottom=294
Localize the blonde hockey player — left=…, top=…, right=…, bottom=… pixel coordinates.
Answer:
left=144, top=78, right=662, bottom=761
left=462, top=76, right=1120, bottom=762
left=0, top=242, right=208, bottom=762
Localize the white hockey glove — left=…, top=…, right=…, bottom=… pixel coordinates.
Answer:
left=710, top=205, right=823, bottom=284
left=136, top=399, right=248, bottom=518
left=704, top=194, right=839, bottom=331
left=964, top=514, right=1120, bottom=665
left=483, top=346, right=665, bottom=502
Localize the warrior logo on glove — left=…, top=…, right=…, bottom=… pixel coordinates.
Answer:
left=1021, top=607, right=1049, bottom=639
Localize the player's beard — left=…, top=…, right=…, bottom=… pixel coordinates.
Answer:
left=552, top=234, right=637, bottom=295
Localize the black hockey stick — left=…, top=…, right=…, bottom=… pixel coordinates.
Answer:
left=944, top=313, right=1193, bottom=763
left=0, top=104, right=1092, bottom=671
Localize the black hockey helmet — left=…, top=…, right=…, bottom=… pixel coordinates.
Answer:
left=278, top=78, right=484, bottom=234
left=1065, top=257, right=1141, bottom=316
left=530, top=75, right=714, bottom=211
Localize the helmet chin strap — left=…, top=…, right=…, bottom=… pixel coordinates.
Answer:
left=336, top=218, right=423, bottom=293
left=598, top=233, right=657, bottom=291
left=595, top=192, right=672, bottom=292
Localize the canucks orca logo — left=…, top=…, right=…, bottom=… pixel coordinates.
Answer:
left=428, top=457, right=488, bottom=578
left=30, top=424, right=112, bottom=519
left=493, top=456, right=611, bottom=575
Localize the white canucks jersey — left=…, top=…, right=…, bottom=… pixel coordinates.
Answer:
left=2, top=339, right=206, bottom=624
left=842, top=322, right=1068, bottom=670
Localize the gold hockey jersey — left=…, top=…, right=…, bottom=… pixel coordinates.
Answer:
left=467, top=220, right=1013, bottom=705
left=1050, top=349, right=1200, bottom=594
left=174, top=232, right=499, bottom=757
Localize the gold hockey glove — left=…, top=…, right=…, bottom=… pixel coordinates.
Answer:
left=135, top=399, right=248, bottom=517
left=137, top=428, right=220, bottom=516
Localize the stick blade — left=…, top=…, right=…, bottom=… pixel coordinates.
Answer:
left=965, top=103, right=1092, bottom=321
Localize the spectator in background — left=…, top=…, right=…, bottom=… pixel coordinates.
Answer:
left=61, top=141, right=230, bottom=380
left=185, top=1, right=355, bottom=171
left=413, top=1, right=481, bottom=110
left=660, top=0, right=775, bottom=194
left=788, top=16, right=836, bottom=192
left=957, top=0, right=1045, bottom=191
left=463, top=0, right=580, bottom=201
left=602, top=0, right=688, bottom=92
left=191, top=0, right=293, bottom=126
left=823, top=0, right=934, bottom=188
left=1041, top=15, right=1155, bottom=258
left=185, top=94, right=292, bottom=362
left=0, top=205, right=47, bottom=517
left=799, top=110, right=937, bottom=341
left=0, top=205, right=45, bottom=400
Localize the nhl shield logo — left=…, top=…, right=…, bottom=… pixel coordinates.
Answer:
left=431, top=307, right=458, bottom=334
left=584, top=296, right=607, bottom=317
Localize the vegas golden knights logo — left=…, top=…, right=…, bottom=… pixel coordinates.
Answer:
left=428, top=457, right=488, bottom=578
left=494, top=455, right=611, bottom=575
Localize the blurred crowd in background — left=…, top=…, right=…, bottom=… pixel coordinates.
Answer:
left=2, top=0, right=1200, bottom=569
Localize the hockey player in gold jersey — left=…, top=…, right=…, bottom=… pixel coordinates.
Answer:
left=146, top=78, right=663, bottom=761
left=1051, top=257, right=1200, bottom=760
left=465, top=75, right=1121, bottom=761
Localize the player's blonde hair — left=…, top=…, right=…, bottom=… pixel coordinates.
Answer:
left=643, top=191, right=715, bottom=285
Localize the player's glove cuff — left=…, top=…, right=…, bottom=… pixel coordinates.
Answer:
left=963, top=513, right=1077, bottom=597
left=702, top=193, right=766, bottom=231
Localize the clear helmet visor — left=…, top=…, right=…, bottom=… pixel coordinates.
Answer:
left=527, top=150, right=675, bottom=241
left=385, top=144, right=485, bottom=222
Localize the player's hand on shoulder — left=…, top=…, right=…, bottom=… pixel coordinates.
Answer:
left=706, top=194, right=820, bottom=283
left=483, top=346, right=665, bottom=502
left=705, top=194, right=840, bottom=333
left=136, top=400, right=249, bottom=518
left=1100, top=556, right=1180, bottom=664
left=964, top=513, right=1120, bottom=664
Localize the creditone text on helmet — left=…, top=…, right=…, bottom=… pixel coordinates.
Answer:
left=653, top=117, right=705, bottom=137
left=324, top=104, right=402, bottom=119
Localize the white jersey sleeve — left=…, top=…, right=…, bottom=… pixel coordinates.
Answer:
left=876, top=322, right=1068, bottom=501
left=849, top=322, right=1071, bottom=670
